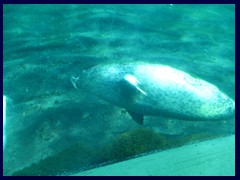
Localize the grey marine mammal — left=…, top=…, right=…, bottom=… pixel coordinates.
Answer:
left=71, top=62, right=235, bottom=125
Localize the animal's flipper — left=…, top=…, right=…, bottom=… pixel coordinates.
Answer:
left=71, top=75, right=80, bottom=89
left=124, top=74, right=147, bottom=96
left=127, top=110, right=144, bottom=125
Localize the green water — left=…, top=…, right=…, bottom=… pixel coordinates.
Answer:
left=3, top=4, right=235, bottom=176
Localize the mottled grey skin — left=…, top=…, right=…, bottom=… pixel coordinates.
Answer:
left=75, top=62, right=235, bottom=122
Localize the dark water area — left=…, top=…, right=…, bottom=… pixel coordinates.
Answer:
left=3, top=4, right=235, bottom=176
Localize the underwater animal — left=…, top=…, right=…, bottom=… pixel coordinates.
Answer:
left=3, top=95, right=6, bottom=151
left=71, top=62, right=235, bottom=125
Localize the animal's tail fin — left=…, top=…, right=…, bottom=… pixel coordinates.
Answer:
left=71, top=75, right=80, bottom=89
